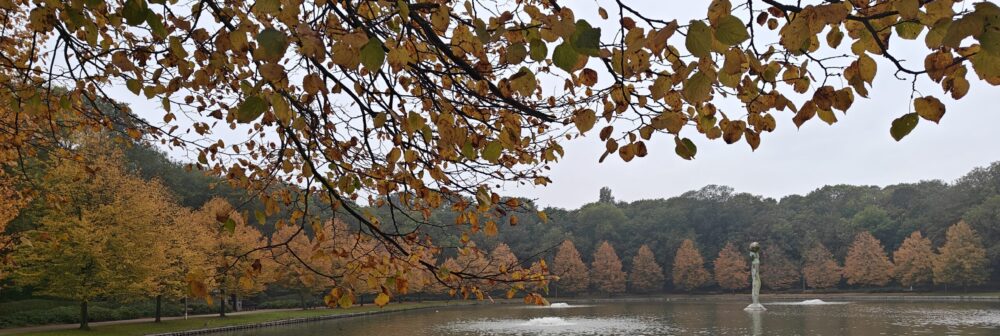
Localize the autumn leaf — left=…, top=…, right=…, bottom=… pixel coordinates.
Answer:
left=914, top=96, right=945, bottom=123
left=374, top=292, right=390, bottom=307
left=573, top=109, right=597, bottom=133
left=674, top=137, right=697, bottom=160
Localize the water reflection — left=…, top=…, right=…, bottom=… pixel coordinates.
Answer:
left=749, top=310, right=763, bottom=336
left=215, top=300, right=1000, bottom=336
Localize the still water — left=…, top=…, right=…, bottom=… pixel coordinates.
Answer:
left=218, top=300, right=1000, bottom=335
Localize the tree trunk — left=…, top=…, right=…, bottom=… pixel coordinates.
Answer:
left=219, top=287, right=227, bottom=317
left=155, top=294, right=163, bottom=322
left=80, top=300, right=90, bottom=330
left=299, top=290, right=307, bottom=310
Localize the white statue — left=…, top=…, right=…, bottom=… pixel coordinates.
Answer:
left=745, top=242, right=766, bottom=311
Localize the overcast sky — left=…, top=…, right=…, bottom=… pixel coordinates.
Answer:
left=112, top=1, right=1000, bottom=210
left=502, top=0, right=1000, bottom=209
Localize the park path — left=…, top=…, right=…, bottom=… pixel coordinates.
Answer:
left=0, top=308, right=303, bottom=335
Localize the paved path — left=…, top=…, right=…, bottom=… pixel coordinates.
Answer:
left=0, top=308, right=305, bottom=335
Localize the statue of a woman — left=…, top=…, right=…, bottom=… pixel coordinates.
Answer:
left=745, top=242, right=766, bottom=311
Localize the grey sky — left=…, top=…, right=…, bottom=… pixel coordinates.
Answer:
left=502, top=0, right=1000, bottom=209
left=110, top=1, right=1000, bottom=210
left=508, top=84, right=1000, bottom=209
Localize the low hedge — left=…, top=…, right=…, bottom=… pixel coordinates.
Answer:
left=0, top=299, right=217, bottom=328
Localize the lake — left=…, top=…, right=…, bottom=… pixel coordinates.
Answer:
left=217, top=299, right=1000, bottom=335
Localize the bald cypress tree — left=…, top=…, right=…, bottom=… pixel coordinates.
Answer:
left=760, top=245, right=800, bottom=290
left=893, top=231, right=935, bottom=289
left=713, top=242, right=748, bottom=292
left=629, top=245, right=664, bottom=293
left=933, top=221, right=989, bottom=290
left=844, top=231, right=894, bottom=287
left=591, top=241, right=626, bottom=294
left=802, top=243, right=842, bottom=289
left=552, top=240, right=589, bottom=295
left=673, top=239, right=711, bottom=291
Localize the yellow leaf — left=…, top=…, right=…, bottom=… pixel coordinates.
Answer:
left=484, top=220, right=498, bottom=236
left=817, top=108, right=837, bottom=125
left=896, top=0, right=920, bottom=20
left=858, top=54, right=877, bottom=84
left=374, top=292, right=390, bottom=307
left=914, top=96, right=945, bottom=123
left=573, top=109, right=597, bottom=133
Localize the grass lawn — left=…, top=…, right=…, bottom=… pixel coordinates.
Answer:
left=22, top=302, right=465, bottom=336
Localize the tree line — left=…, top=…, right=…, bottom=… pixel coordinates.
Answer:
left=543, top=221, right=988, bottom=295
left=460, top=166, right=1000, bottom=294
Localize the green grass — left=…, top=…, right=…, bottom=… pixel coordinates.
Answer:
left=22, top=302, right=465, bottom=336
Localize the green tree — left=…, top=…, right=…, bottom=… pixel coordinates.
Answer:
left=962, top=196, right=1000, bottom=280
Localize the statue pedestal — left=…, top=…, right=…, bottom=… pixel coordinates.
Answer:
left=744, top=303, right=767, bottom=311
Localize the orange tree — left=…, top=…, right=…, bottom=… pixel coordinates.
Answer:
left=844, top=231, right=894, bottom=287
left=893, top=231, right=935, bottom=288
left=3, top=0, right=1000, bottom=304
left=552, top=239, right=589, bottom=295
left=802, top=242, right=842, bottom=289
left=713, top=242, right=749, bottom=292
left=672, top=239, right=711, bottom=291
left=591, top=241, right=626, bottom=294
left=628, top=244, right=664, bottom=293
